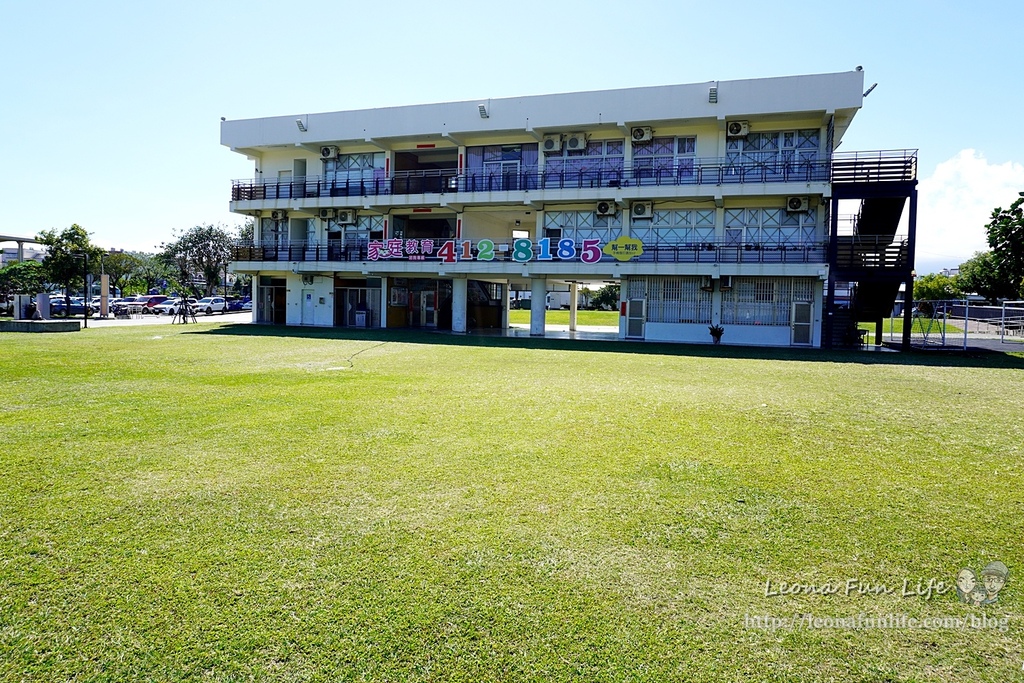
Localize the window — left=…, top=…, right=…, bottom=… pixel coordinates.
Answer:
left=633, top=136, right=696, bottom=184
left=630, top=209, right=715, bottom=247
left=632, top=277, right=712, bottom=324
left=724, top=207, right=817, bottom=246
left=544, top=139, right=624, bottom=188
left=721, top=277, right=814, bottom=325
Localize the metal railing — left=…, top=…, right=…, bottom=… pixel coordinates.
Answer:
left=833, top=235, right=910, bottom=269
left=831, top=149, right=917, bottom=183
left=231, top=239, right=830, bottom=265
left=230, top=157, right=833, bottom=201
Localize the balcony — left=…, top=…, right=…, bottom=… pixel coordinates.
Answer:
left=230, top=238, right=829, bottom=266
left=230, top=156, right=833, bottom=203
left=831, top=149, right=917, bottom=184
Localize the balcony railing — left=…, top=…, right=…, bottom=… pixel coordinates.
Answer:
left=230, top=157, right=833, bottom=201
left=833, top=235, right=910, bottom=270
left=831, top=149, right=917, bottom=184
left=231, top=239, right=830, bottom=266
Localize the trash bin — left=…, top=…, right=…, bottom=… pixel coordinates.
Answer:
left=355, top=311, right=367, bottom=327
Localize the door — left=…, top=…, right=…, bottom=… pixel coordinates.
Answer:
left=301, top=289, right=315, bottom=325
left=791, top=301, right=813, bottom=345
left=422, top=290, right=436, bottom=328
left=626, top=299, right=645, bottom=339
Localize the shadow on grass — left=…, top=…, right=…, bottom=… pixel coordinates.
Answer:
left=188, top=324, right=1024, bottom=369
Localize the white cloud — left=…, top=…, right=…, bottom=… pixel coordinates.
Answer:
left=914, top=149, right=1024, bottom=273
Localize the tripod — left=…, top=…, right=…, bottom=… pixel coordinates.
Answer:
left=172, top=301, right=198, bottom=324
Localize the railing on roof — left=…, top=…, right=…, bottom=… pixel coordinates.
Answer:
left=831, top=149, right=917, bottom=183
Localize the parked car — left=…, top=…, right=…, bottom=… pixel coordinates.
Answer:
left=137, top=295, right=170, bottom=314
left=153, top=298, right=197, bottom=315
left=241, top=300, right=253, bottom=311
left=226, top=297, right=245, bottom=312
left=194, top=297, right=227, bottom=315
left=50, top=300, right=94, bottom=318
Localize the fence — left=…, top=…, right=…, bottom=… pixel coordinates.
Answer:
left=875, top=300, right=1024, bottom=349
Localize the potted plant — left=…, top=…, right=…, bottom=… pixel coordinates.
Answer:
left=708, top=324, right=725, bottom=345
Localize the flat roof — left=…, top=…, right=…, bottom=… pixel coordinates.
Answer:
left=222, top=70, right=864, bottom=154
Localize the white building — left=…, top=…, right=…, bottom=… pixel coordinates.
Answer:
left=222, top=70, right=918, bottom=348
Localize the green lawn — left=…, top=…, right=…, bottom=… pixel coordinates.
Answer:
left=1, top=324, right=1022, bottom=681
left=508, top=309, right=618, bottom=326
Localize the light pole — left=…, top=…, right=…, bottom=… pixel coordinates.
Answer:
left=73, top=252, right=89, bottom=328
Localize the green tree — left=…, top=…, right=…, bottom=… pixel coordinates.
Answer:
left=591, top=284, right=620, bottom=310
left=36, top=225, right=104, bottom=298
left=985, top=195, right=1024, bottom=297
left=957, top=251, right=1012, bottom=301
left=913, top=273, right=961, bottom=301
left=0, top=260, right=48, bottom=302
left=162, top=224, right=234, bottom=296
left=132, top=253, right=174, bottom=294
left=101, top=251, right=143, bottom=296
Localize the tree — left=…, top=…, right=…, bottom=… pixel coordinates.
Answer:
left=162, top=224, right=234, bottom=296
left=132, top=253, right=174, bottom=294
left=957, top=251, right=1013, bottom=302
left=985, top=195, right=1024, bottom=298
left=913, top=273, right=961, bottom=301
left=36, top=225, right=104, bottom=298
left=101, top=251, right=143, bottom=296
left=237, top=219, right=254, bottom=243
left=591, top=284, right=620, bottom=310
left=0, top=260, right=47, bottom=299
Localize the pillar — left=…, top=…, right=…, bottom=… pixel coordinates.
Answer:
left=569, top=282, right=579, bottom=332
left=17, top=241, right=25, bottom=262
left=452, top=277, right=468, bottom=333
left=379, top=277, right=388, bottom=329
left=530, top=277, right=546, bottom=336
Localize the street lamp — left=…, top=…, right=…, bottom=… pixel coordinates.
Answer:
left=73, top=252, right=88, bottom=329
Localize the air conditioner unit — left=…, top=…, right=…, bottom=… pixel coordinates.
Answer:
left=271, top=210, right=287, bottom=221
left=565, top=132, right=589, bottom=151
left=719, top=275, right=733, bottom=291
left=595, top=201, right=616, bottom=217
left=336, top=209, right=357, bottom=225
left=254, top=210, right=262, bottom=218
left=319, top=208, right=336, bottom=220
left=700, top=276, right=713, bottom=292
left=320, top=145, right=339, bottom=160
left=631, top=201, right=653, bottom=219
left=301, top=275, right=315, bottom=286
left=786, top=196, right=810, bottom=212
left=541, top=134, right=563, bottom=153
left=726, top=120, right=749, bottom=137
left=631, top=126, right=653, bottom=142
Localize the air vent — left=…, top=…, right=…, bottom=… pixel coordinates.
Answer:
left=631, top=202, right=653, bottom=219
left=726, top=121, right=749, bottom=137
left=786, top=196, right=809, bottom=212
left=631, top=126, right=653, bottom=142
left=541, top=134, right=562, bottom=153
left=565, top=132, right=589, bottom=151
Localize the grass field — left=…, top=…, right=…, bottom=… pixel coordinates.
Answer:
left=507, top=309, right=619, bottom=326
left=860, top=317, right=965, bottom=345
left=1, top=324, right=1022, bottom=681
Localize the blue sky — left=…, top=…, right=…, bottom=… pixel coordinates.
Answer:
left=2, top=0, right=1022, bottom=274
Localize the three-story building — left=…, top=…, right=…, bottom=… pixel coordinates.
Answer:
left=222, top=70, right=917, bottom=348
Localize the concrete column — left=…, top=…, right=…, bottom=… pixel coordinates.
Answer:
left=17, top=241, right=25, bottom=262
left=530, top=277, right=546, bottom=336
left=502, top=282, right=510, bottom=329
left=379, top=277, right=388, bottom=328
left=569, top=282, right=579, bottom=332
left=452, top=277, right=468, bottom=333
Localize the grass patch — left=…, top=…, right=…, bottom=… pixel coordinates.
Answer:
left=1, top=324, right=1022, bottom=681
left=508, top=310, right=618, bottom=326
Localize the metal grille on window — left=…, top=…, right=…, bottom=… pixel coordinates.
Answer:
left=645, top=277, right=712, bottom=324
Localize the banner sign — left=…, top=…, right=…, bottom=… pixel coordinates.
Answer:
left=366, top=237, right=643, bottom=264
